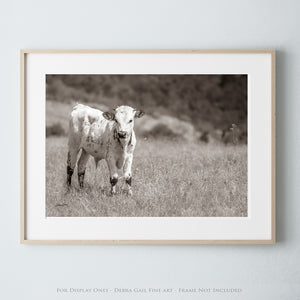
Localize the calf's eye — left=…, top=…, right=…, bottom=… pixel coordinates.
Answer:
left=129, top=120, right=133, bottom=123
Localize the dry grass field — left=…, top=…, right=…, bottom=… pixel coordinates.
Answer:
left=46, top=136, right=247, bottom=217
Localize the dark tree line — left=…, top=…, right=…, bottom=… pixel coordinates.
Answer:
left=46, top=74, right=247, bottom=135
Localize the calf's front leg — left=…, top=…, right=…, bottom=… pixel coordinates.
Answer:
left=123, top=154, right=133, bottom=196
left=107, top=159, right=119, bottom=195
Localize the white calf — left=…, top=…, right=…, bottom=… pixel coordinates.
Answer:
left=67, top=104, right=144, bottom=195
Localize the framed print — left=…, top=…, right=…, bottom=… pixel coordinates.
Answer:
left=20, top=49, right=275, bottom=244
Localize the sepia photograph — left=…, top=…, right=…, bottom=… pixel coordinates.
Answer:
left=46, top=74, right=248, bottom=217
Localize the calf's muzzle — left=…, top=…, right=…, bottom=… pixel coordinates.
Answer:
left=117, top=131, right=127, bottom=139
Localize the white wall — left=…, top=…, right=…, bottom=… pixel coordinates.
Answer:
left=1, top=0, right=299, bottom=299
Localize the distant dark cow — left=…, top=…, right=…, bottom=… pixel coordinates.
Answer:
left=67, top=104, right=144, bottom=195
left=222, top=124, right=240, bottom=145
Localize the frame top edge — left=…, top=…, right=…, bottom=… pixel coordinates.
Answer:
left=20, top=49, right=276, bottom=54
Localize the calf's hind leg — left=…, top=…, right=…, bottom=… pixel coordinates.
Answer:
left=67, top=149, right=79, bottom=186
left=77, top=149, right=90, bottom=188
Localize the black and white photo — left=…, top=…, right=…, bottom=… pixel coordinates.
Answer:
left=46, top=74, right=248, bottom=217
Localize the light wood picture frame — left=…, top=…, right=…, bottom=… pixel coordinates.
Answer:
left=20, top=49, right=275, bottom=244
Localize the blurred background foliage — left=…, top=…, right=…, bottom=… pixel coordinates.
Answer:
left=46, top=75, right=247, bottom=144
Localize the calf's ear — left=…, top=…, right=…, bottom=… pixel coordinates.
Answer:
left=103, top=111, right=115, bottom=120
left=134, top=110, right=145, bottom=118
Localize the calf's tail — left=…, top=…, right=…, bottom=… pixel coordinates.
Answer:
left=94, top=157, right=99, bottom=169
